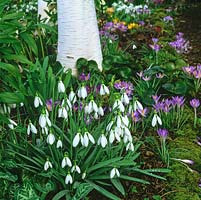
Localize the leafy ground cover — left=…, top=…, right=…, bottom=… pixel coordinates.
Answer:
left=0, top=0, right=201, bottom=199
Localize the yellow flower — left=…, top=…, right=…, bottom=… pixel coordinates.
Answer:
left=106, top=7, right=114, bottom=14
left=113, top=18, right=119, bottom=23
left=128, top=23, right=139, bottom=30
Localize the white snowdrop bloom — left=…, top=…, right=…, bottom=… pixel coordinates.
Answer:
left=94, top=112, right=99, bottom=119
left=110, top=168, right=120, bottom=179
left=8, top=119, right=17, bottom=130
left=62, top=98, right=72, bottom=111
left=98, top=106, right=104, bottom=116
left=122, top=115, right=129, bottom=127
left=133, top=44, right=137, bottom=49
left=121, top=93, right=129, bottom=105
left=116, top=115, right=122, bottom=128
left=71, top=164, right=81, bottom=174
left=56, top=139, right=63, bottom=148
left=106, top=121, right=114, bottom=132
left=114, top=126, right=123, bottom=137
left=113, top=99, right=125, bottom=113
left=58, top=107, right=68, bottom=119
left=123, top=134, right=132, bottom=144
left=20, top=102, right=24, bottom=107
left=47, top=133, right=55, bottom=145
left=39, top=114, right=46, bottom=128
left=77, top=86, right=87, bottom=99
left=27, top=122, right=37, bottom=135
left=126, top=142, right=134, bottom=151
left=73, top=132, right=83, bottom=147
left=34, top=95, right=43, bottom=108
left=65, top=173, right=73, bottom=184
left=84, top=105, right=90, bottom=115
left=114, top=130, right=121, bottom=142
left=100, top=84, right=110, bottom=96
left=42, top=126, right=48, bottom=135
left=151, top=113, right=162, bottom=127
left=124, top=127, right=131, bottom=137
left=44, top=160, right=52, bottom=171
left=58, top=80, right=65, bottom=93
left=109, top=130, right=115, bottom=144
left=82, top=172, right=86, bottom=179
left=46, top=115, right=52, bottom=127
left=68, top=90, right=77, bottom=104
left=97, top=134, right=108, bottom=148
left=82, top=131, right=95, bottom=147
left=134, top=99, right=143, bottom=111
left=61, top=155, right=72, bottom=168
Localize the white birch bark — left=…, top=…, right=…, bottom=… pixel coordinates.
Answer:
left=57, top=0, right=103, bottom=75
left=37, top=0, right=50, bottom=21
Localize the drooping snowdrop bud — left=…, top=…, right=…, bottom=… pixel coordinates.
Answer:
left=46, top=114, right=52, bottom=127
left=39, top=113, right=46, bottom=128
left=152, top=113, right=162, bottom=127
left=58, top=80, right=65, bottom=93
left=8, top=119, right=17, bottom=130
left=113, top=99, right=125, bottom=113
left=134, top=99, right=143, bottom=111
left=56, top=138, right=63, bottom=148
left=106, top=120, right=114, bottom=132
left=116, top=114, right=122, bottom=128
left=123, top=134, right=132, bottom=144
left=110, top=168, right=120, bottom=179
left=126, top=142, right=134, bottom=151
left=62, top=153, right=72, bottom=168
left=121, top=92, right=130, bottom=105
left=68, top=90, right=77, bottom=104
left=71, top=164, right=81, bottom=174
left=65, top=173, right=73, bottom=184
left=82, top=171, right=86, bottom=179
left=100, top=84, right=110, bottom=96
left=124, top=127, right=131, bottom=137
left=115, top=126, right=123, bottom=137
left=27, top=121, right=37, bottom=135
left=109, top=130, right=115, bottom=144
left=122, top=115, right=129, bottom=127
left=62, top=98, right=72, bottom=111
left=77, top=86, right=87, bottom=99
left=98, top=106, right=104, bottom=116
left=34, top=95, right=43, bottom=108
left=97, top=134, right=108, bottom=148
left=47, top=132, right=55, bottom=145
left=73, top=132, right=83, bottom=147
left=44, top=159, right=52, bottom=171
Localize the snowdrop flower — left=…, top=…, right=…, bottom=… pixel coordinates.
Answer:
left=100, top=84, right=110, bottom=95
left=82, top=131, right=95, bottom=147
left=56, top=138, right=63, bottom=148
left=58, top=106, right=68, bottom=119
left=61, top=153, right=72, bottom=168
left=98, top=106, right=104, bottom=116
left=44, top=159, right=52, bottom=171
left=113, top=99, right=125, bottom=112
left=122, top=115, right=129, bottom=127
left=68, top=90, right=77, bottom=104
left=116, top=114, right=122, bottom=128
left=88, top=100, right=98, bottom=113
left=110, top=168, right=120, bottom=179
left=71, top=164, right=81, bottom=174
left=82, top=171, right=86, bottom=179
left=73, top=132, right=83, bottom=147
left=126, top=142, right=134, bottom=151
left=98, top=134, right=108, bottom=148
left=47, top=132, right=55, bottom=145
left=39, top=114, right=47, bottom=128
left=133, top=99, right=143, bottom=111
left=58, top=80, right=65, bottom=93
left=8, top=119, right=17, bottom=130
left=62, top=98, right=72, bottom=111
left=65, top=173, right=73, bottom=184
left=123, top=134, right=132, bottom=144
left=77, top=85, right=87, bottom=99
left=34, top=95, right=43, bottom=108
left=94, top=112, right=99, bottom=119
left=152, top=113, right=162, bottom=127
left=121, top=92, right=129, bottom=105
left=106, top=120, right=114, bottom=132
left=27, top=121, right=37, bottom=135
left=109, top=130, right=115, bottom=144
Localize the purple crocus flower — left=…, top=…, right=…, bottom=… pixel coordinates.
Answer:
left=114, top=81, right=134, bottom=96
left=152, top=95, right=161, bottom=104
left=132, top=111, right=141, bottom=122
left=79, top=73, right=90, bottom=81
left=163, top=16, right=173, bottom=22
left=152, top=38, right=159, bottom=44
left=137, top=108, right=149, bottom=117
left=46, top=98, right=60, bottom=111
left=190, top=98, right=200, bottom=108
left=182, top=66, right=196, bottom=75
left=157, top=128, right=168, bottom=140
left=171, top=96, right=185, bottom=107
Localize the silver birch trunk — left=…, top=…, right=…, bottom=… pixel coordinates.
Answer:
left=57, top=0, right=103, bottom=75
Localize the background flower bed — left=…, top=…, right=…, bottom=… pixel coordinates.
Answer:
left=0, top=0, right=201, bottom=199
